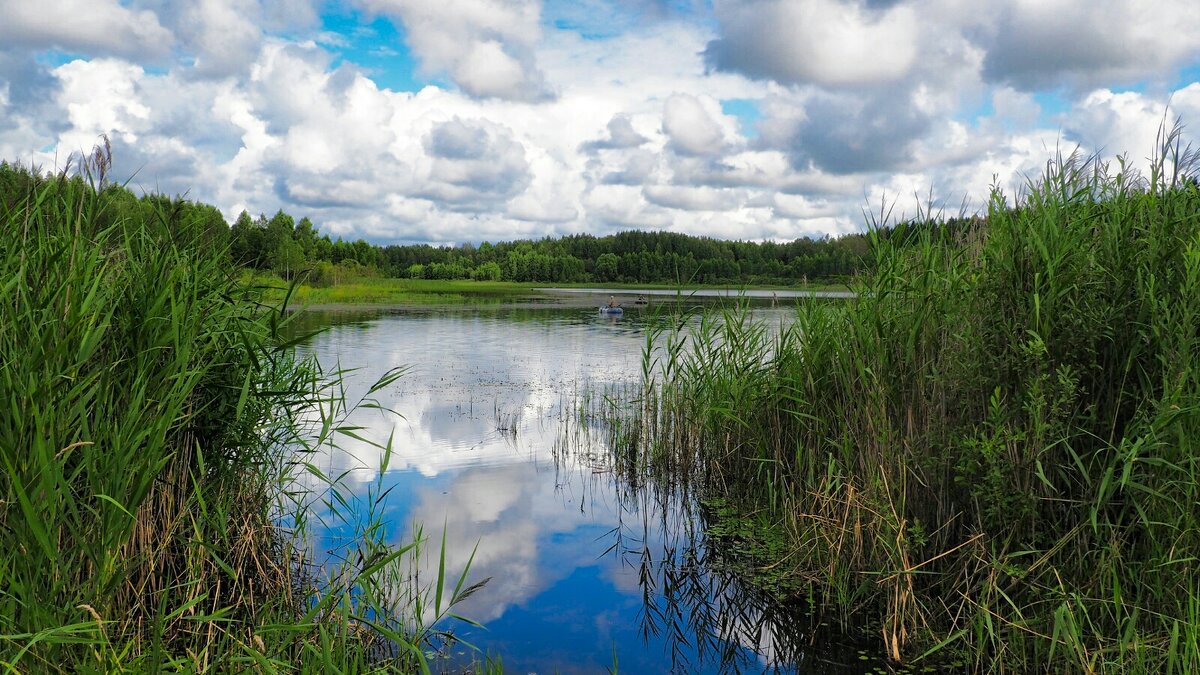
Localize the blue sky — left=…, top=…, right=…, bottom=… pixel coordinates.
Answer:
left=320, top=11, right=427, bottom=92
left=1, top=0, right=1199, bottom=245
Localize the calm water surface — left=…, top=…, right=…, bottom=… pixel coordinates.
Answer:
left=537, top=287, right=856, bottom=300
left=294, top=304, right=887, bottom=674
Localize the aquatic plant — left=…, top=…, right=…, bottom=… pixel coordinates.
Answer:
left=0, top=151, right=482, bottom=671
left=619, top=125, right=1200, bottom=672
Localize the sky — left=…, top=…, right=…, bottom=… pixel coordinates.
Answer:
left=1, top=0, right=1199, bottom=245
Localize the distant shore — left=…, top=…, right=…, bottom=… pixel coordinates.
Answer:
left=246, top=274, right=855, bottom=311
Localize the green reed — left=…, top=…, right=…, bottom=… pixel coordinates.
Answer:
left=618, top=127, right=1200, bottom=672
left=0, top=153, right=481, bottom=672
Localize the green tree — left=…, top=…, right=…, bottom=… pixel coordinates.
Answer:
left=229, top=210, right=266, bottom=267
left=594, top=253, right=619, bottom=282
left=294, top=216, right=317, bottom=257
left=472, top=261, right=502, bottom=281
left=270, top=236, right=306, bottom=279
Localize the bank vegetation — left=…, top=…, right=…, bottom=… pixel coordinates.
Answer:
left=623, top=130, right=1200, bottom=672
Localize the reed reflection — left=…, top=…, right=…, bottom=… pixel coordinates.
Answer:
left=590, top=414, right=895, bottom=674
left=291, top=306, right=895, bottom=672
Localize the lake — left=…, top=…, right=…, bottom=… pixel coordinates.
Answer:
left=292, top=302, right=891, bottom=674
left=535, top=287, right=856, bottom=300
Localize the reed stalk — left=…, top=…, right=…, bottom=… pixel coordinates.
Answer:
left=0, top=152, right=481, bottom=672
left=617, top=126, right=1200, bottom=672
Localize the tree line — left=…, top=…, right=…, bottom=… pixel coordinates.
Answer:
left=1, top=161, right=872, bottom=285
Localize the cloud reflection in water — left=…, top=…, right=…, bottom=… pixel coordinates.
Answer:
left=293, top=306, right=884, bottom=673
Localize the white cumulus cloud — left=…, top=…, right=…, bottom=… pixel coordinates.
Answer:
left=979, top=0, right=1200, bottom=90
left=0, top=0, right=173, bottom=60
left=662, top=93, right=733, bottom=157
left=705, top=0, right=921, bottom=87
left=417, top=117, right=532, bottom=210
left=2, top=0, right=1199, bottom=246
left=353, top=0, right=549, bottom=100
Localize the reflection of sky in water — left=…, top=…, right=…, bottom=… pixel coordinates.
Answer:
left=293, top=306, right=882, bottom=673
left=296, top=308, right=644, bottom=481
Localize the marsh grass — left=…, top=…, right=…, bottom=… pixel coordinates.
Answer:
left=243, top=273, right=537, bottom=307
left=618, top=127, right=1200, bottom=672
left=0, top=154, right=482, bottom=671
left=243, top=271, right=852, bottom=309
left=559, top=375, right=899, bottom=672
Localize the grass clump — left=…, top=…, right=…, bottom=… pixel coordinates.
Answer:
left=624, top=128, right=1200, bottom=672
left=0, top=152, right=478, bottom=671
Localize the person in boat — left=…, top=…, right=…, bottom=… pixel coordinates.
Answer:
left=607, top=295, right=619, bottom=308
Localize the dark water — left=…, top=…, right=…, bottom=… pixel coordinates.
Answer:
left=292, top=304, right=894, bottom=674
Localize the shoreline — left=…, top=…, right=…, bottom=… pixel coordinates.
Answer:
left=282, top=284, right=856, bottom=312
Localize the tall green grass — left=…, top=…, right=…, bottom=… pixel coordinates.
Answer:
left=0, top=152, right=480, bottom=671
left=623, top=129, right=1200, bottom=672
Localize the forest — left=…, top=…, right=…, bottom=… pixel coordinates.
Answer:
left=0, top=160, right=870, bottom=286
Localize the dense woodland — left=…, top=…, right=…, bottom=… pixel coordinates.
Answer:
left=0, top=161, right=870, bottom=285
